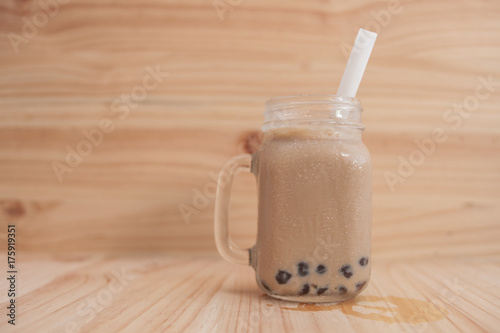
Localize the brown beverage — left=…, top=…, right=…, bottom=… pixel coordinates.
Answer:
left=251, top=126, right=371, bottom=302
left=214, top=95, right=372, bottom=303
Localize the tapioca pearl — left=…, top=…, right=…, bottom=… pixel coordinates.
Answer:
left=275, top=270, right=292, bottom=284
left=261, top=282, right=272, bottom=291
left=317, top=287, right=328, bottom=295
left=340, top=264, right=353, bottom=279
left=316, top=264, right=327, bottom=274
left=297, top=262, right=309, bottom=277
left=337, top=286, right=348, bottom=295
left=298, top=284, right=310, bottom=296
left=359, top=257, right=369, bottom=267
left=356, top=281, right=367, bottom=291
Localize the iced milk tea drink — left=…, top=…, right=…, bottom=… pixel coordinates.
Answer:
left=215, top=95, right=372, bottom=303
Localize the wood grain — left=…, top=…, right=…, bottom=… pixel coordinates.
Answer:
left=0, top=0, right=499, bottom=259
left=0, top=254, right=499, bottom=332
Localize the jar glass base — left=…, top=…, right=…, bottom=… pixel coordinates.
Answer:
left=265, top=291, right=360, bottom=303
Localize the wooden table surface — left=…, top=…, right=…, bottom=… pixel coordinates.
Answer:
left=0, top=254, right=498, bottom=333
left=1, top=0, right=500, bottom=332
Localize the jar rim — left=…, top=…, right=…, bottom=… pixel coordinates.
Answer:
left=262, top=94, right=364, bottom=131
left=265, top=94, right=362, bottom=114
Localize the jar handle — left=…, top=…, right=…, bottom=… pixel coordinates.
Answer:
left=214, top=154, right=254, bottom=265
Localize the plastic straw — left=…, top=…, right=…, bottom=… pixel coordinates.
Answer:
left=336, top=29, right=377, bottom=98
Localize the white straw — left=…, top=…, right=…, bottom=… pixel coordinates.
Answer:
left=336, top=29, right=377, bottom=98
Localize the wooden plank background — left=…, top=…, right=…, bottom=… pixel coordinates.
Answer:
left=0, top=0, right=499, bottom=259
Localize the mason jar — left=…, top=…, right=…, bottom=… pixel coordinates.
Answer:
left=215, top=94, right=372, bottom=303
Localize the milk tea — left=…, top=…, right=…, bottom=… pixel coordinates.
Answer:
left=250, top=127, right=371, bottom=302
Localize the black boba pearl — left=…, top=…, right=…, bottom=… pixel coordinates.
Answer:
left=356, top=281, right=367, bottom=291
left=338, top=286, right=348, bottom=295
left=317, top=287, right=328, bottom=295
left=340, top=264, right=353, bottom=279
left=316, top=264, right=327, bottom=274
left=298, top=284, right=310, bottom=295
left=297, top=262, right=309, bottom=277
left=275, top=270, right=292, bottom=284
left=359, top=257, right=369, bottom=266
